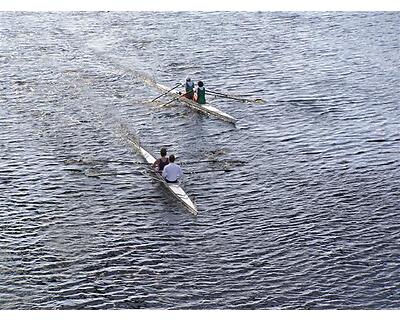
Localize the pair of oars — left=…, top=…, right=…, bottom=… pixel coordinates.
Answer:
left=65, top=167, right=233, bottom=177
left=150, top=83, right=181, bottom=102
left=64, top=158, right=245, bottom=166
left=63, top=157, right=240, bottom=178
left=151, top=83, right=195, bottom=107
left=152, top=83, right=265, bottom=105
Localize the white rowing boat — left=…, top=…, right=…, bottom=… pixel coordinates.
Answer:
left=155, top=82, right=238, bottom=124
left=131, top=138, right=197, bottom=215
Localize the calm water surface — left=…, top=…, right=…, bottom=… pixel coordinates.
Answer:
left=0, top=12, right=399, bottom=309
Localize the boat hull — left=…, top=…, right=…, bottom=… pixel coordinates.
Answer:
left=156, top=83, right=237, bottom=124
left=133, top=140, right=197, bottom=215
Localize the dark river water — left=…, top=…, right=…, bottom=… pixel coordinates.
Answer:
left=0, top=12, right=399, bottom=309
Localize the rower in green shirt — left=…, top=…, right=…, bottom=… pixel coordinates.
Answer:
left=196, top=81, right=206, bottom=104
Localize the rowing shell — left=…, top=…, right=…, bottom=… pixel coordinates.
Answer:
left=155, top=82, right=237, bottom=124
left=133, top=140, right=197, bottom=215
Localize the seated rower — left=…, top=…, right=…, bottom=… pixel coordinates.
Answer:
left=152, top=148, right=169, bottom=172
left=195, top=81, right=206, bottom=104
left=162, top=154, right=182, bottom=183
left=184, top=77, right=195, bottom=100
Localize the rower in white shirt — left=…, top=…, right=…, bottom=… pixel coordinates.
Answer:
left=162, top=154, right=182, bottom=183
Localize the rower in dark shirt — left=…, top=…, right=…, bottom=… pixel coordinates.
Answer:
left=152, top=148, right=169, bottom=172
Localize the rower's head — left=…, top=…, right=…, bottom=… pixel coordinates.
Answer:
left=198, top=81, right=204, bottom=87
left=186, top=77, right=191, bottom=82
left=160, top=148, right=167, bottom=157
left=169, top=154, right=175, bottom=163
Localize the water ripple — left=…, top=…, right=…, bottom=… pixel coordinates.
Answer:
left=1, top=11, right=399, bottom=310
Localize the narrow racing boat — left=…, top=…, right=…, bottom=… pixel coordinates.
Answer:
left=130, top=137, right=197, bottom=215
left=155, top=82, right=237, bottom=124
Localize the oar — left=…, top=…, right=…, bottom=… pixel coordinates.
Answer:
left=63, top=167, right=140, bottom=177
left=208, top=90, right=247, bottom=102
left=64, top=159, right=148, bottom=165
left=208, top=89, right=265, bottom=103
left=151, top=83, right=182, bottom=102
left=184, top=168, right=234, bottom=175
left=85, top=171, right=143, bottom=177
left=161, top=89, right=193, bottom=107
left=179, top=159, right=246, bottom=165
